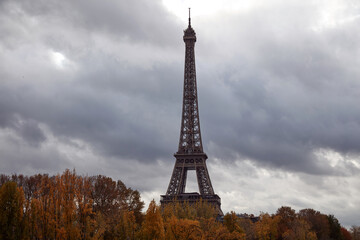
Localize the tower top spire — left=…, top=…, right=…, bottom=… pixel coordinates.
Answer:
left=184, top=8, right=196, bottom=41
left=188, top=8, right=191, bottom=26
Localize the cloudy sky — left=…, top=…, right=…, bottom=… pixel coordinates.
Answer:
left=1, top=0, right=360, bottom=226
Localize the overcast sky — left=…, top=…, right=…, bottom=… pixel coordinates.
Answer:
left=1, top=0, right=360, bottom=227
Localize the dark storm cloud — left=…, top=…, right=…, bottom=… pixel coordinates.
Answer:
left=195, top=2, right=360, bottom=175
left=0, top=0, right=184, bottom=164
left=15, top=118, right=46, bottom=147
left=1, top=0, right=360, bottom=177
left=0, top=0, right=180, bottom=46
left=0, top=124, right=70, bottom=174
left=0, top=64, right=180, bottom=161
left=2, top=0, right=359, bottom=176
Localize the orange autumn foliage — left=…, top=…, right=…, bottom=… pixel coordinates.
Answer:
left=0, top=171, right=351, bottom=240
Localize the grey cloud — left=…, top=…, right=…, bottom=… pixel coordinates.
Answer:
left=193, top=3, right=360, bottom=176
left=0, top=0, right=183, bottom=162
left=1, top=0, right=360, bottom=176
left=0, top=129, right=69, bottom=174
left=15, top=118, right=46, bottom=147
left=2, top=0, right=180, bottom=47
left=0, top=62, right=183, bottom=162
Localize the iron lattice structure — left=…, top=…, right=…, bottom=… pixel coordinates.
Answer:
left=161, top=11, right=222, bottom=215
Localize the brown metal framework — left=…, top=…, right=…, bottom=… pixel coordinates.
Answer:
left=161, top=10, right=222, bottom=215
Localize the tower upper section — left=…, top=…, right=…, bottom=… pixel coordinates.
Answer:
left=177, top=10, right=203, bottom=154
left=183, top=10, right=196, bottom=42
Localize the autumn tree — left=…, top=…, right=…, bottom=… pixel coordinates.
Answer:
left=92, top=175, right=119, bottom=219
left=91, top=175, right=144, bottom=239
left=194, top=199, right=218, bottom=219
left=76, top=175, right=95, bottom=240
left=92, top=175, right=123, bottom=239
left=351, top=225, right=360, bottom=240
left=163, top=201, right=197, bottom=220
left=199, top=217, right=229, bottom=240
left=162, top=200, right=216, bottom=221
left=1, top=171, right=353, bottom=240
left=116, top=180, right=144, bottom=224
left=276, top=206, right=296, bottom=239
left=36, top=174, right=56, bottom=239
left=59, top=169, right=81, bottom=239
left=255, top=213, right=280, bottom=240
left=224, top=211, right=244, bottom=234
left=165, top=215, right=202, bottom=240
left=237, top=217, right=256, bottom=240
left=298, top=208, right=330, bottom=240
left=0, top=171, right=144, bottom=239
left=282, top=218, right=317, bottom=240
left=0, top=174, right=11, bottom=186
left=341, top=227, right=352, bottom=240
left=114, top=210, right=138, bottom=240
left=0, top=182, right=25, bottom=240
left=141, top=200, right=165, bottom=240
left=28, top=198, right=44, bottom=239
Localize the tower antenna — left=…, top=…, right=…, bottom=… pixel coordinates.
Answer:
left=188, top=8, right=191, bottom=26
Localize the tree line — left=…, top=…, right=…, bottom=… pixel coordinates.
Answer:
left=0, top=169, right=359, bottom=240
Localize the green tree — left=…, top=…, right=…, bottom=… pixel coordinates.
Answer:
left=327, top=215, right=343, bottom=240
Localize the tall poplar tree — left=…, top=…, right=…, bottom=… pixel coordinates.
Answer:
left=0, top=182, right=25, bottom=240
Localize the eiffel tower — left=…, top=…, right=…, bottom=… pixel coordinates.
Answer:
left=160, top=9, right=222, bottom=215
